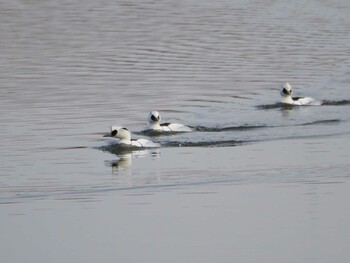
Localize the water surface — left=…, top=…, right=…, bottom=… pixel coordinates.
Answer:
left=1, top=0, right=350, bottom=262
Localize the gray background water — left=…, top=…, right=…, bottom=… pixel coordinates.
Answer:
left=1, top=0, right=350, bottom=262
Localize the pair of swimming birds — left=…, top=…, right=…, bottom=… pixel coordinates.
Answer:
left=103, top=110, right=192, bottom=148
left=104, top=83, right=322, bottom=148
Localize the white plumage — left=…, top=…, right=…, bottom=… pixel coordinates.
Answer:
left=104, top=126, right=160, bottom=148
left=146, top=111, right=192, bottom=132
left=280, top=83, right=322, bottom=105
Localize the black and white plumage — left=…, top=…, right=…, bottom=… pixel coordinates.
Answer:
left=280, top=83, right=322, bottom=105
left=146, top=111, right=192, bottom=132
left=104, top=126, right=160, bottom=148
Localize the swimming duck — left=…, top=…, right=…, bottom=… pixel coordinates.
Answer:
left=104, top=126, right=160, bottom=148
left=280, top=83, right=322, bottom=105
left=146, top=111, right=192, bottom=132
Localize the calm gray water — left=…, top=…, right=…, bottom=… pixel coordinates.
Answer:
left=1, top=0, right=350, bottom=262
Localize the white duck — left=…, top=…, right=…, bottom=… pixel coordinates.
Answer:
left=280, top=83, right=322, bottom=105
left=104, top=126, right=160, bottom=148
left=146, top=111, right=192, bottom=132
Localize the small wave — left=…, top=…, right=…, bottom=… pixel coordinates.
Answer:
left=135, top=130, right=182, bottom=137
left=258, top=100, right=350, bottom=109
left=138, top=125, right=269, bottom=136
left=322, top=100, right=350, bottom=106
left=162, top=140, right=246, bottom=148
left=96, top=144, right=148, bottom=155
left=256, top=103, right=294, bottom=110
left=97, top=139, right=246, bottom=152
left=193, top=125, right=269, bottom=132
left=300, top=119, right=341, bottom=126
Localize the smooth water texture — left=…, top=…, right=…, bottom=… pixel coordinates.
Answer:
left=1, top=0, right=350, bottom=262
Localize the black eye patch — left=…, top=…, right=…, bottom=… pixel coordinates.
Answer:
left=282, top=88, right=289, bottom=95
left=111, top=130, right=118, bottom=136
left=151, top=115, right=158, bottom=121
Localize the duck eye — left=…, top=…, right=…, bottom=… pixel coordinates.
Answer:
left=111, top=130, right=118, bottom=136
left=283, top=88, right=289, bottom=94
left=151, top=115, right=157, bottom=121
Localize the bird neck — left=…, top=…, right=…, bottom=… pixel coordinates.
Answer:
left=149, top=121, right=161, bottom=130
left=118, top=130, right=131, bottom=143
left=281, top=95, right=294, bottom=104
